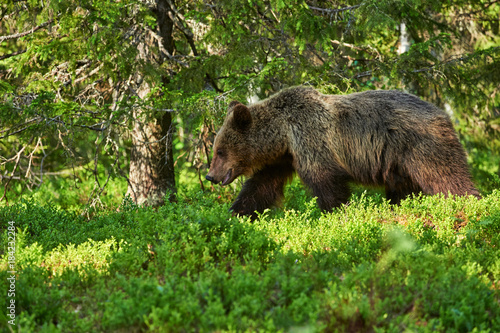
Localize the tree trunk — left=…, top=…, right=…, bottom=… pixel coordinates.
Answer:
left=125, top=0, right=176, bottom=206
left=398, top=22, right=410, bottom=55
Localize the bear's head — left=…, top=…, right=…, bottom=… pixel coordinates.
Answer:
left=206, top=101, right=254, bottom=186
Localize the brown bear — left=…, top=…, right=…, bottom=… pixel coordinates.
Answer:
left=206, top=86, right=480, bottom=218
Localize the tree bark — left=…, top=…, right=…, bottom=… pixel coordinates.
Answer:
left=126, top=105, right=175, bottom=206
left=125, top=0, right=176, bottom=206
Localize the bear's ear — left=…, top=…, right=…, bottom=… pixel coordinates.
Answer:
left=228, top=100, right=241, bottom=110
left=231, top=104, right=252, bottom=132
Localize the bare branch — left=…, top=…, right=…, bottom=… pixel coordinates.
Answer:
left=0, top=176, right=21, bottom=180
left=25, top=137, right=42, bottom=178
left=0, top=118, right=41, bottom=139
left=73, top=63, right=104, bottom=85
left=331, top=39, right=381, bottom=59
left=0, top=49, right=26, bottom=60
left=0, top=19, right=55, bottom=43
left=39, top=138, right=54, bottom=186
left=308, top=4, right=361, bottom=14
left=164, top=0, right=199, bottom=56
left=145, top=26, right=189, bottom=67
left=0, top=146, right=26, bottom=203
left=352, top=70, right=374, bottom=79
left=143, top=104, right=175, bottom=112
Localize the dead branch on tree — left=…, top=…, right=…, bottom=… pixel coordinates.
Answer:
left=0, top=18, right=55, bottom=43
left=0, top=146, right=26, bottom=203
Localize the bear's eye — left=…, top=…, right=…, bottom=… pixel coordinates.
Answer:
left=217, top=149, right=224, bottom=157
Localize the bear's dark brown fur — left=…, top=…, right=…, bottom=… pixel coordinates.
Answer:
left=206, top=86, right=480, bottom=218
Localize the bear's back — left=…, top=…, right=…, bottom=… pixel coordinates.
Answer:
left=255, top=87, right=446, bottom=123
left=329, top=90, right=445, bottom=121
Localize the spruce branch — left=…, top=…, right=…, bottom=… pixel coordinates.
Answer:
left=0, top=18, right=55, bottom=43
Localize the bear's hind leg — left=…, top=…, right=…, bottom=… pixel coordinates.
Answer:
left=405, top=149, right=481, bottom=200
left=230, top=161, right=295, bottom=219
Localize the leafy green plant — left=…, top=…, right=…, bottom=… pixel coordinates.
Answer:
left=1, top=184, right=499, bottom=331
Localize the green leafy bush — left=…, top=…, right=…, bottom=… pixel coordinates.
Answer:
left=1, top=186, right=499, bottom=332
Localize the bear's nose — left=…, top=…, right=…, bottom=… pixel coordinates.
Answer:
left=206, top=175, right=215, bottom=183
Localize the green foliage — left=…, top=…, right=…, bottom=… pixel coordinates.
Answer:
left=1, top=1, right=500, bottom=329
left=1, top=184, right=499, bottom=331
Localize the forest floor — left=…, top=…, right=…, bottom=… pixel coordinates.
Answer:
left=1, top=178, right=499, bottom=332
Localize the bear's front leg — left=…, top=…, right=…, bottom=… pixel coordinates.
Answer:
left=297, top=166, right=353, bottom=213
left=230, top=162, right=295, bottom=220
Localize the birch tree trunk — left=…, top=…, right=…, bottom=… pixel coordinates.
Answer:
left=398, top=22, right=410, bottom=55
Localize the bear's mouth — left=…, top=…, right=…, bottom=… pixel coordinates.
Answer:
left=221, top=169, right=233, bottom=186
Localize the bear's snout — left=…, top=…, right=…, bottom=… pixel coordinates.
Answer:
left=206, top=175, right=216, bottom=183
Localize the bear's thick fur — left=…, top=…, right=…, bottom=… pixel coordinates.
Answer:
left=206, top=86, right=480, bottom=218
